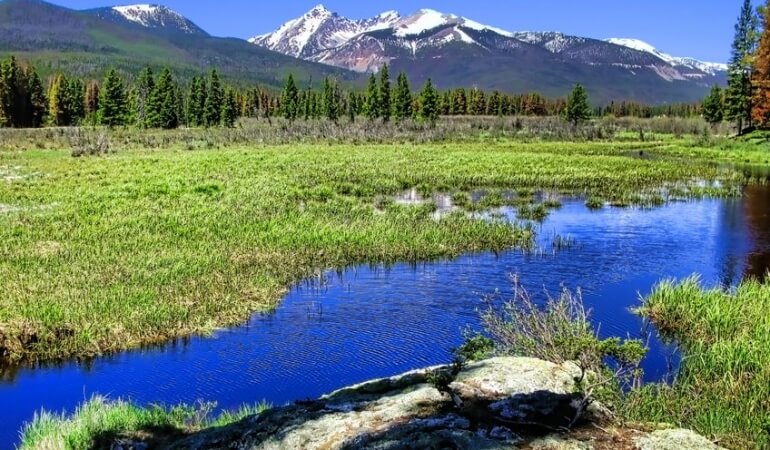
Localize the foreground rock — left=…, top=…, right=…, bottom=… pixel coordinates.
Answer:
left=155, top=357, right=722, bottom=450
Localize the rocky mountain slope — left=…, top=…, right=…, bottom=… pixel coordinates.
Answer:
left=84, top=3, right=209, bottom=36
left=116, top=357, right=723, bottom=450
left=252, top=5, right=727, bottom=103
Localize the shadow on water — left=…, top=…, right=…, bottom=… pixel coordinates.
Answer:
left=3, top=183, right=770, bottom=446
left=743, top=183, right=770, bottom=281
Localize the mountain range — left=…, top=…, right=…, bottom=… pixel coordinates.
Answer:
left=0, top=0, right=726, bottom=103
left=251, top=5, right=728, bottom=103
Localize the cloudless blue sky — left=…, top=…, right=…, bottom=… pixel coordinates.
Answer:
left=48, top=0, right=764, bottom=62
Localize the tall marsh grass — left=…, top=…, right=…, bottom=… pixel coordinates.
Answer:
left=623, top=277, right=770, bottom=449
left=0, top=116, right=745, bottom=152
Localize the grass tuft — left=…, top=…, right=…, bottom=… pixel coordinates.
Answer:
left=19, top=395, right=270, bottom=450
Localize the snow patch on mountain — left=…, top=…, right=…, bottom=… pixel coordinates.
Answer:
left=460, top=18, right=513, bottom=37
left=394, top=9, right=450, bottom=36
left=113, top=4, right=160, bottom=26
left=606, top=38, right=727, bottom=74
left=392, top=9, right=515, bottom=38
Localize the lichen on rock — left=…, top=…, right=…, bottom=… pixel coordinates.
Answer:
left=159, top=357, right=723, bottom=450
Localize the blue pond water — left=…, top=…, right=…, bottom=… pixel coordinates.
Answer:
left=2, top=185, right=770, bottom=448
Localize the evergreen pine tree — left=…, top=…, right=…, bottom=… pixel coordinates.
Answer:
left=135, top=67, right=155, bottom=128
left=84, top=81, right=100, bottom=124
left=417, top=78, right=439, bottom=125
left=473, top=89, right=489, bottom=114
left=309, top=91, right=319, bottom=119
left=565, top=84, right=591, bottom=126
left=0, top=56, right=19, bottom=127
left=393, top=72, right=412, bottom=123
left=379, top=64, right=391, bottom=122
left=124, top=85, right=138, bottom=126
left=204, top=68, right=223, bottom=127
left=65, top=78, right=84, bottom=125
left=281, top=73, right=299, bottom=122
left=302, top=89, right=311, bottom=120
left=99, top=68, right=128, bottom=127
left=726, top=0, right=760, bottom=133
left=488, top=91, right=501, bottom=116
left=702, top=85, right=725, bottom=126
left=441, top=91, right=452, bottom=116
left=13, top=65, right=31, bottom=127
left=452, top=88, right=467, bottom=115
left=197, top=78, right=208, bottom=125
left=752, top=1, right=770, bottom=128
left=25, top=66, right=46, bottom=127
left=187, top=77, right=202, bottom=126
left=323, top=77, right=340, bottom=123
left=221, top=88, right=238, bottom=128
left=148, top=68, right=179, bottom=129
left=364, top=73, right=379, bottom=120
left=347, top=91, right=356, bottom=123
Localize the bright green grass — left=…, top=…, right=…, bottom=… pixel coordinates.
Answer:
left=623, top=277, right=770, bottom=449
left=19, top=395, right=270, bottom=450
left=0, top=141, right=744, bottom=362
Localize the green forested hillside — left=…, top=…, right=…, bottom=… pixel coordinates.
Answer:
left=0, top=0, right=356, bottom=87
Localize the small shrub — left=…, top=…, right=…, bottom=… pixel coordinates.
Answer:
left=476, top=277, right=646, bottom=423
left=480, top=279, right=644, bottom=380
left=427, top=356, right=467, bottom=408
left=68, top=129, right=111, bottom=157
left=455, top=333, right=494, bottom=361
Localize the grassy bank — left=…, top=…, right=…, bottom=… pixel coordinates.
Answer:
left=19, top=396, right=269, bottom=450
left=622, top=278, right=770, bottom=449
left=0, top=135, right=748, bottom=363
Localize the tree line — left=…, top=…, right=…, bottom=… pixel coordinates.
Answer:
left=701, top=0, right=770, bottom=132
left=0, top=57, right=239, bottom=129
left=0, top=55, right=713, bottom=130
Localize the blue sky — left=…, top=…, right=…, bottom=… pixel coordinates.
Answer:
left=50, top=0, right=764, bottom=63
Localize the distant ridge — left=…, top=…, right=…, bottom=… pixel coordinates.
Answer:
left=251, top=4, right=727, bottom=103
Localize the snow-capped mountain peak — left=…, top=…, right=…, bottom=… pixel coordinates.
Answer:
left=305, top=4, right=333, bottom=19
left=606, top=38, right=728, bottom=75
left=249, top=5, right=401, bottom=59
left=249, top=5, right=334, bottom=55
left=108, top=4, right=204, bottom=34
